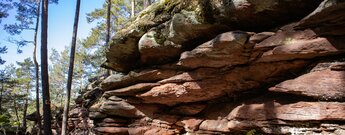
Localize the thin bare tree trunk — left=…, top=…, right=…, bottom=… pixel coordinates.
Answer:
left=21, top=84, right=30, bottom=132
left=41, top=0, right=52, bottom=134
left=106, top=0, right=111, bottom=76
left=0, top=82, right=3, bottom=111
left=131, top=0, right=135, bottom=17
left=33, top=1, right=42, bottom=135
left=106, top=0, right=111, bottom=47
left=13, top=96, right=20, bottom=134
left=61, top=0, right=81, bottom=134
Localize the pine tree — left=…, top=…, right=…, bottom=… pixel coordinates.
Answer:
left=16, top=58, right=34, bottom=132
left=61, top=0, right=81, bottom=134
left=40, top=0, right=52, bottom=134
left=33, top=0, right=42, bottom=133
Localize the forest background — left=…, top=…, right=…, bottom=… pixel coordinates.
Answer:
left=0, top=0, right=154, bottom=134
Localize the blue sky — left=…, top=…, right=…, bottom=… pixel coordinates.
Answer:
left=0, top=0, right=104, bottom=68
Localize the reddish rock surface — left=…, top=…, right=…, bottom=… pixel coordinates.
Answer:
left=270, top=68, right=345, bottom=100
left=228, top=101, right=345, bottom=121
left=177, top=31, right=251, bottom=69
left=94, top=127, right=129, bottom=135
left=100, top=69, right=177, bottom=90
left=68, top=0, right=345, bottom=134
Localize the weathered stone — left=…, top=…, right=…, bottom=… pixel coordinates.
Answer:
left=170, top=103, right=206, bottom=115
left=135, top=105, right=162, bottom=118
left=128, top=126, right=178, bottom=135
left=89, top=101, right=102, bottom=112
left=257, top=37, right=345, bottom=62
left=100, top=100, right=145, bottom=118
left=176, top=118, right=203, bottom=131
left=331, top=63, right=345, bottom=71
left=139, top=60, right=307, bottom=105
left=83, top=87, right=102, bottom=100
left=138, top=78, right=230, bottom=106
left=199, top=119, right=230, bottom=132
left=96, top=122, right=126, bottom=127
left=254, top=26, right=317, bottom=50
left=104, top=0, right=322, bottom=72
left=177, top=31, right=251, bottom=69
left=100, top=69, right=177, bottom=91
left=249, top=32, right=275, bottom=43
left=139, top=30, right=182, bottom=65
left=94, top=127, right=129, bottom=135
left=270, top=69, right=345, bottom=100
left=128, top=115, right=181, bottom=135
left=168, top=10, right=225, bottom=45
left=76, top=1, right=345, bottom=134
left=296, top=0, right=345, bottom=35
left=151, top=114, right=180, bottom=126
left=101, top=117, right=128, bottom=123
left=89, top=112, right=107, bottom=119
left=104, top=37, right=141, bottom=72
left=103, top=83, right=159, bottom=97
left=159, top=68, right=219, bottom=84
left=107, top=96, right=123, bottom=101
left=210, top=0, right=322, bottom=31
left=228, top=101, right=345, bottom=121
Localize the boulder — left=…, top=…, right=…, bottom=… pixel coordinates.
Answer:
left=199, top=119, right=230, bottom=132
left=177, top=31, right=251, bottom=69
left=94, top=127, right=129, bottom=135
left=138, top=30, right=182, bottom=65
left=138, top=60, right=307, bottom=105
left=176, top=118, right=203, bottom=132
left=128, top=126, right=178, bottom=135
left=79, top=0, right=345, bottom=134
left=100, top=69, right=177, bottom=91
left=270, top=65, right=345, bottom=100
left=89, top=112, right=107, bottom=119
left=296, top=0, right=345, bottom=35
left=103, top=83, right=159, bottom=97
left=104, top=0, right=322, bottom=72
left=254, top=22, right=345, bottom=63
left=100, top=100, right=145, bottom=118
left=228, top=101, right=345, bottom=121
left=138, top=79, right=229, bottom=106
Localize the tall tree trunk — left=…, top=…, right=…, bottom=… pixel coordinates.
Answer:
left=144, top=0, right=151, bottom=9
left=131, top=0, right=135, bottom=17
left=40, top=0, right=52, bottom=134
left=33, top=0, right=42, bottom=134
left=61, top=0, right=81, bottom=134
left=13, top=96, right=20, bottom=133
left=0, top=82, right=3, bottom=111
left=106, top=0, right=111, bottom=76
left=21, top=85, right=30, bottom=132
left=106, top=0, right=111, bottom=47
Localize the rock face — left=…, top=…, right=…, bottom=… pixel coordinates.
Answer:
left=77, top=0, right=345, bottom=134
left=103, top=0, right=322, bottom=72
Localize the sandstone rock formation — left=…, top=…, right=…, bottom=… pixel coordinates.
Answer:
left=76, top=0, right=345, bottom=134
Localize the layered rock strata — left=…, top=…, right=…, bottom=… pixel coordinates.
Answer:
left=79, top=0, right=345, bottom=134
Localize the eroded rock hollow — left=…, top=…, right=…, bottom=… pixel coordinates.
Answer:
left=71, top=0, right=345, bottom=134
